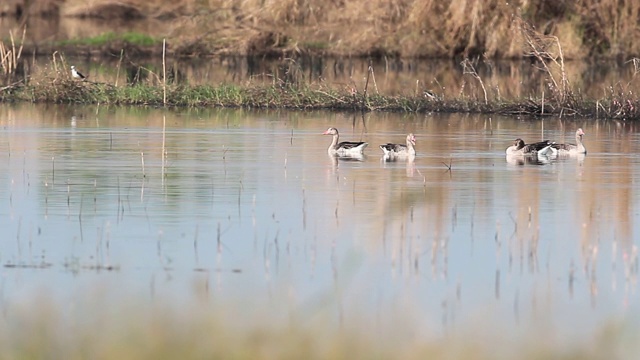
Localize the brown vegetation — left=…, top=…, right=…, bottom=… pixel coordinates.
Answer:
left=1, top=0, right=640, bottom=59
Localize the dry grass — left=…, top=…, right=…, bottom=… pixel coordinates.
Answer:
left=0, top=293, right=634, bottom=360
left=0, top=28, right=25, bottom=76
left=4, top=0, right=640, bottom=58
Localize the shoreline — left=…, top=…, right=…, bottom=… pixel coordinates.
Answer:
left=0, top=78, right=629, bottom=120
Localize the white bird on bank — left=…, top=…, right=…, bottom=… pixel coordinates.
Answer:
left=71, top=66, right=86, bottom=80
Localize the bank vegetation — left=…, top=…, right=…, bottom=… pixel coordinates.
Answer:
left=1, top=0, right=640, bottom=59
left=1, top=15, right=640, bottom=120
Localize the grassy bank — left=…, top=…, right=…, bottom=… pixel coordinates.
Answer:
left=6, top=0, right=640, bottom=59
left=1, top=18, right=640, bottom=120
left=2, top=74, right=633, bottom=120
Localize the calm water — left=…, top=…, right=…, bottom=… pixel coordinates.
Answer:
left=0, top=104, right=639, bottom=344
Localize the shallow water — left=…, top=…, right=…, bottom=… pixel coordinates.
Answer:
left=0, top=104, right=639, bottom=343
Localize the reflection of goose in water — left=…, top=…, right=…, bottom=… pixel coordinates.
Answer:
left=505, top=138, right=554, bottom=156
left=382, top=153, right=415, bottom=163
left=327, top=153, right=366, bottom=174
left=506, top=153, right=553, bottom=166
left=322, top=127, right=368, bottom=156
left=381, top=153, right=416, bottom=176
left=539, top=128, right=587, bottom=156
left=331, top=153, right=366, bottom=162
left=380, top=133, right=416, bottom=157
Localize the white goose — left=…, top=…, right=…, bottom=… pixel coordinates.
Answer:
left=505, top=138, right=554, bottom=156
left=539, top=128, right=586, bottom=156
left=322, top=127, right=368, bottom=155
left=379, top=133, right=416, bottom=157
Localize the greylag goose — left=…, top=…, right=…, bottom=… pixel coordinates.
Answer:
left=323, top=127, right=368, bottom=155
left=380, top=133, right=416, bottom=157
left=505, top=138, right=554, bottom=156
left=539, top=128, right=586, bottom=156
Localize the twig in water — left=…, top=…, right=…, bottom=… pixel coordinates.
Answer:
left=162, top=115, right=166, bottom=184
left=193, top=224, right=199, bottom=263
left=442, top=157, right=453, bottom=172
left=222, top=146, right=228, bottom=160
left=140, top=151, right=145, bottom=178
left=78, top=193, right=84, bottom=242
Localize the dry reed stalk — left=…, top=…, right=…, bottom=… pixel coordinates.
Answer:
left=162, top=38, right=167, bottom=106
left=518, top=16, right=571, bottom=106
left=460, top=58, right=487, bottom=104
left=0, top=28, right=25, bottom=77
left=115, top=49, right=124, bottom=87
left=362, top=60, right=372, bottom=109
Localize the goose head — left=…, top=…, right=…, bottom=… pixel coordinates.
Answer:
left=323, top=127, right=338, bottom=136
left=407, top=133, right=416, bottom=146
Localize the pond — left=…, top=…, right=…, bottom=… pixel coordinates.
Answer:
left=0, top=104, right=639, bottom=350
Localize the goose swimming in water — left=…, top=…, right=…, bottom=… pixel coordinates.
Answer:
left=380, top=133, right=416, bottom=157
left=505, top=138, right=554, bottom=156
left=539, top=128, right=587, bottom=156
left=322, top=127, right=368, bottom=155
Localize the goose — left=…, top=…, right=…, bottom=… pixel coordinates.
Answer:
left=539, top=128, right=586, bottom=156
left=505, top=138, right=554, bottom=156
left=380, top=133, right=416, bottom=157
left=71, top=66, right=86, bottom=80
left=322, top=127, right=368, bottom=155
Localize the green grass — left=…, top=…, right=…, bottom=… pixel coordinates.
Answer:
left=59, top=32, right=159, bottom=47
left=2, top=77, right=639, bottom=120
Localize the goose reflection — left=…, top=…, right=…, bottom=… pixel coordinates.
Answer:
left=382, top=153, right=415, bottom=163
left=333, top=153, right=366, bottom=162
left=506, top=153, right=552, bottom=166
left=381, top=153, right=416, bottom=177
left=328, top=153, right=366, bottom=168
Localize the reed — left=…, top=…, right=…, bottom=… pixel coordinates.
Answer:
left=0, top=27, right=25, bottom=79
left=4, top=0, right=640, bottom=60
left=5, top=27, right=640, bottom=119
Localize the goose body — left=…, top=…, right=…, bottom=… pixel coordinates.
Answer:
left=380, top=133, right=416, bottom=157
left=539, top=128, right=586, bottom=156
left=505, top=138, right=553, bottom=156
left=323, top=127, right=368, bottom=155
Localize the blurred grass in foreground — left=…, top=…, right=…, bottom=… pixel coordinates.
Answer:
left=0, top=293, right=636, bottom=360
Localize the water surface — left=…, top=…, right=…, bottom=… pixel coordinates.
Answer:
left=0, top=104, right=638, bottom=346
